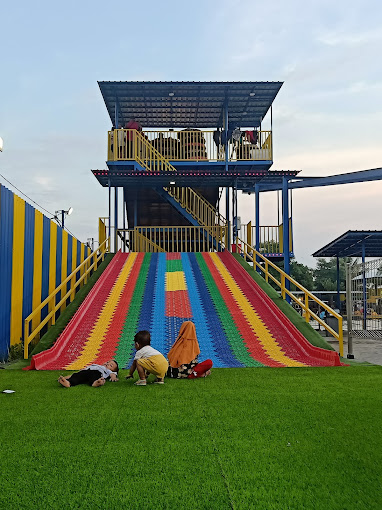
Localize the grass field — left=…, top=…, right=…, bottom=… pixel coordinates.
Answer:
left=1, top=366, right=381, bottom=510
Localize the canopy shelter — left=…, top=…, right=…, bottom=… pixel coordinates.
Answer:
left=312, top=231, right=382, bottom=314
left=312, top=231, right=382, bottom=258
left=98, top=81, right=283, bottom=129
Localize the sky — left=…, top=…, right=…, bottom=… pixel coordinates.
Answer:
left=1, top=0, right=381, bottom=266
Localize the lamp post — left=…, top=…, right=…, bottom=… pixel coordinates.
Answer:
left=55, top=207, right=73, bottom=229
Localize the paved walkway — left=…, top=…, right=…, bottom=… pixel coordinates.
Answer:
left=326, top=334, right=382, bottom=365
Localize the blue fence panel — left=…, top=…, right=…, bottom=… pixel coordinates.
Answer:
left=0, top=186, right=14, bottom=360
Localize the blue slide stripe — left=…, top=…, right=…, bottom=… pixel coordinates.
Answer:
left=151, top=253, right=167, bottom=356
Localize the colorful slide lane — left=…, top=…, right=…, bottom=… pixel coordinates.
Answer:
left=29, top=251, right=341, bottom=370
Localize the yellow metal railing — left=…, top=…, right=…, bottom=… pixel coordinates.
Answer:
left=165, top=186, right=227, bottom=229
left=108, top=130, right=177, bottom=172
left=117, top=226, right=227, bottom=253
left=24, top=238, right=110, bottom=359
left=234, top=237, right=344, bottom=356
left=108, top=129, right=272, bottom=162
left=241, top=221, right=293, bottom=255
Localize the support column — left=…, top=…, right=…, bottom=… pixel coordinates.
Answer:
left=134, top=193, right=138, bottom=227
left=362, top=241, right=367, bottom=329
left=224, top=100, right=230, bottom=251
left=108, top=176, right=111, bottom=240
left=282, top=177, right=291, bottom=303
left=346, top=263, right=354, bottom=359
left=123, top=187, right=126, bottom=253
left=336, top=256, right=341, bottom=310
left=255, top=183, right=260, bottom=272
left=232, top=183, right=237, bottom=245
left=114, top=186, right=118, bottom=253
left=226, top=188, right=230, bottom=250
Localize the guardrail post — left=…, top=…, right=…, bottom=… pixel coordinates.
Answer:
left=255, top=184, right=260, bottom=272
left=282, top=177, right=291, bottom=303
left=281, top=274, right=286, bottom=300
left=305, top=294, right=310, bottom=322
left=346, top=263, right=354, bottom=359
left=338, top=317, right=344, bottom=358
left=265, top=260, right=269, bottom=282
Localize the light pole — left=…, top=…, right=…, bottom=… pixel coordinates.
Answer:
left=55, top=207, right=73, bottom=229
left=87, top=237, right=94, bottom=251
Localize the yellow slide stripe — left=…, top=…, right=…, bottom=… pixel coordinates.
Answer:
left=65, top=253, right=137, bottom=370
left=209, top=253, right=306, bottom=367
left=165, top=271, right=187, bottom=291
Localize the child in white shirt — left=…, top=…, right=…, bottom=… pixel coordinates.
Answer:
left=58, top=360, right=119, bottom=388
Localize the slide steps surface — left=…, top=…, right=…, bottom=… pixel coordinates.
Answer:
left=29, top=251, right=341, bottom=370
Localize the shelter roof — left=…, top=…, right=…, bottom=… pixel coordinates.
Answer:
left=91, top=168, right=298, bottom=189
left=312, top=231, right=382, bottom=258
left=98, top=81, right=282, bottom=129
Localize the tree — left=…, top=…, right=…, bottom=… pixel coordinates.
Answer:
left=313, top=257, right=352, bottom=291
left=290, top=261, right=314, bottom=290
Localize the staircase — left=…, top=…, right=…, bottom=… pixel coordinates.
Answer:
left=133, top=131, right=227, bottom=247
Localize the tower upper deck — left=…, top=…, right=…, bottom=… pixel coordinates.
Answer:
left=98, top=81, right=282, bottom=173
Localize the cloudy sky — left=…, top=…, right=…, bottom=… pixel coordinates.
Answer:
left=1, top=0, right=381, bottom=266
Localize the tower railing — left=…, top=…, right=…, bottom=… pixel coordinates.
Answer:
left=108, top=129, right=272, bottom=162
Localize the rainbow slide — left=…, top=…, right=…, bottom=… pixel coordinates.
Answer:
left=28, top=251, right=341, bottom=370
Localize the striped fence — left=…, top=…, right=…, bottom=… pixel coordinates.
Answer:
left=0, top=184, right=91, bottom=361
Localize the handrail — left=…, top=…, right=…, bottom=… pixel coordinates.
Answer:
left=23, top=238, right=110, bottom=359
left=108, top=129, right=272, bottom=162
left=135, top=131, right=178, bottom=173
left=235, top=236, right=344, bottom=357
left=135, top=230, right=166, bottom=252
left=165, top=186, right=227, bottom=229
left=116, top=226, right=227, bottom=253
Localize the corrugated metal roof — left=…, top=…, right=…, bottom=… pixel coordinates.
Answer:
left=98, top=81, right=283, bottom=128
left=312, top=231, right=382, bottom=257
left=91, top=168, right=298, bottom=188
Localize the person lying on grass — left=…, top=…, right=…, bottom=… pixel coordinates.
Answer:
left=58, top=360, right=119, bottom=388
left=167, top=321, right=212, bottom=379
left=126, top=330, right=168, bottom=386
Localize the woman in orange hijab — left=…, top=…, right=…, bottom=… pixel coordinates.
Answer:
left=167, top=321, right=213, bottom=379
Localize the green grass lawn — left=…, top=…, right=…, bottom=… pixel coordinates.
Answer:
left=1, top=367, right=381, bottom=510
